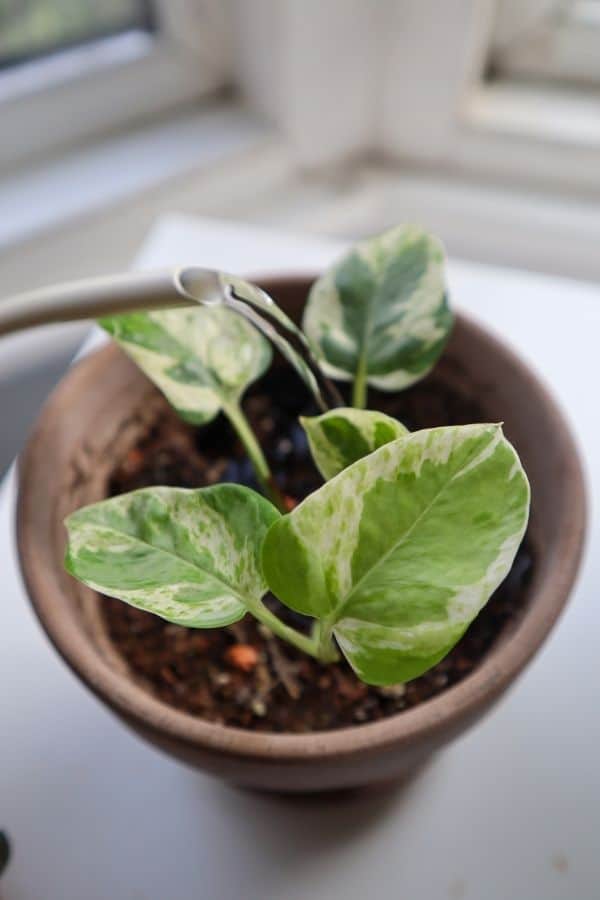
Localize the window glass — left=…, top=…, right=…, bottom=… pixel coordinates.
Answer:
left=0, top=0, right=154, bottom=69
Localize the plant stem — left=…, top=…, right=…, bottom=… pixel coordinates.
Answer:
left=312, top=619, right=341, bottom=663
left=225, top=402, right=287, bottom=513
left=250, top=600, right=320, bottom=658
left=249, top=601, right=341, bottom=664
left=352, top=354, right=368, bottom=409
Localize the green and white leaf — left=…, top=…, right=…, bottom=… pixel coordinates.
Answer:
left=300, top=408, right=408, bottom=480
left=100, top=303, right=272, bottom=425
left=302, top=224, right=453, bottom=391
left=223, top=272, right=326, bottom=408
left=65, top=485, right=280, bottom=628
left=262, top=424, right=530, bottom=685
left=224, top=273, right=299, bottom=334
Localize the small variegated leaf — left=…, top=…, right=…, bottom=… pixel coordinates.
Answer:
left=300, top=408, right=408, bottom=479
left=224, top=273, right=299, bottom=334
left=262, top=424, right=530, bottom=685
left=302, top=225, right=453, bottom=391
left=65, top=485, right=280, bottom=628
left=223, top=273, right=329, bottom=409
left=100, top=303, right=272, bottom=425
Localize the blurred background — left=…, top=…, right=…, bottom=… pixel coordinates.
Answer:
left=1, top=0, right=599, bottom=471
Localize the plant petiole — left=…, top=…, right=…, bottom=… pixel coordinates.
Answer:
left=352, top=354, right=368, bottom=409
left=224, top=402, right=287, bottom=514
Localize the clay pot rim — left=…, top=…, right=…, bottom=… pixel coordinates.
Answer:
left=16, top=292, right=587, bottom=764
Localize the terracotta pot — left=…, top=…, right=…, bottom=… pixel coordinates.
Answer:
left=17, top=276, right=586, bottom=793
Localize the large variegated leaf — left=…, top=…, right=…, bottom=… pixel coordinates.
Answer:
left=300, top=408, right=408, bottom=480
left=262, top=424, right=530, bottom=685
left=99, top=303, right=272, bottom=425
left=302, top=225, right=453, bottom=392
left=65, top=485, right=280, bottom=628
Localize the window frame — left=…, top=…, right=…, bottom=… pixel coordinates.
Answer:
left=0, top=0, right=230, bottom=174
left=234, top=0, right=600, bottom=191
left=491, top=1, right=600, bottom=86
left=377, top=0, right=600, bottom=193
left=0, top=0, right=156, bottom=70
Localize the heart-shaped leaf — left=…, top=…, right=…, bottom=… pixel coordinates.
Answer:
left=300, top=408, right=408, bottom=479
left=302, top=225, right=453, bottom=399
left=65, top=485, right=280, bottom=627
left=100, top=303, right=272, bottom=425
left=262, top=424, right=529, bottom=685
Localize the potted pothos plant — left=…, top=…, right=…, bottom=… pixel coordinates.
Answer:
left=17, top=226, right=585, bottom=792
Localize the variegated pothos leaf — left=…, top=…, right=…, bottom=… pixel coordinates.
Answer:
left=65, top=485, right=280, bottom=627
left=262, top=424, right=530, bottom=685
left=224, top=273, right=299, bottom=334
left=300, top=408, right=408, bottom=479
left=223, top=273, right=327, bottom=408
left=302, top=225, right=453, bottom=391
left=100, top=301, right=272, bottom=425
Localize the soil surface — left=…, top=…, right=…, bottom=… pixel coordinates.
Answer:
left=102, top=366, right=534, bottom=733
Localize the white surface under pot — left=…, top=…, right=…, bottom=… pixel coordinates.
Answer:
left=1, top=215, right=598, bottom=899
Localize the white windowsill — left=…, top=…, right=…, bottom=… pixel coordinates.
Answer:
left=0, top=101, right=271, bottom=375
left=465, top=81, right=600, bottom=148
left=1, top=95, right=599, bottom=383
left=0, top=101, right=270, bottom=250
left=0, top=31, right=154, bottom=103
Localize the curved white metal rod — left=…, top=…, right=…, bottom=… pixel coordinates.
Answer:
left=0, top=266, right=342, bottom=410
left=0, top=267, right=209, bottom=338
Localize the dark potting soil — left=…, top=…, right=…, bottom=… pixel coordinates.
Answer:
left=102, top=366, right=534, bottom=733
